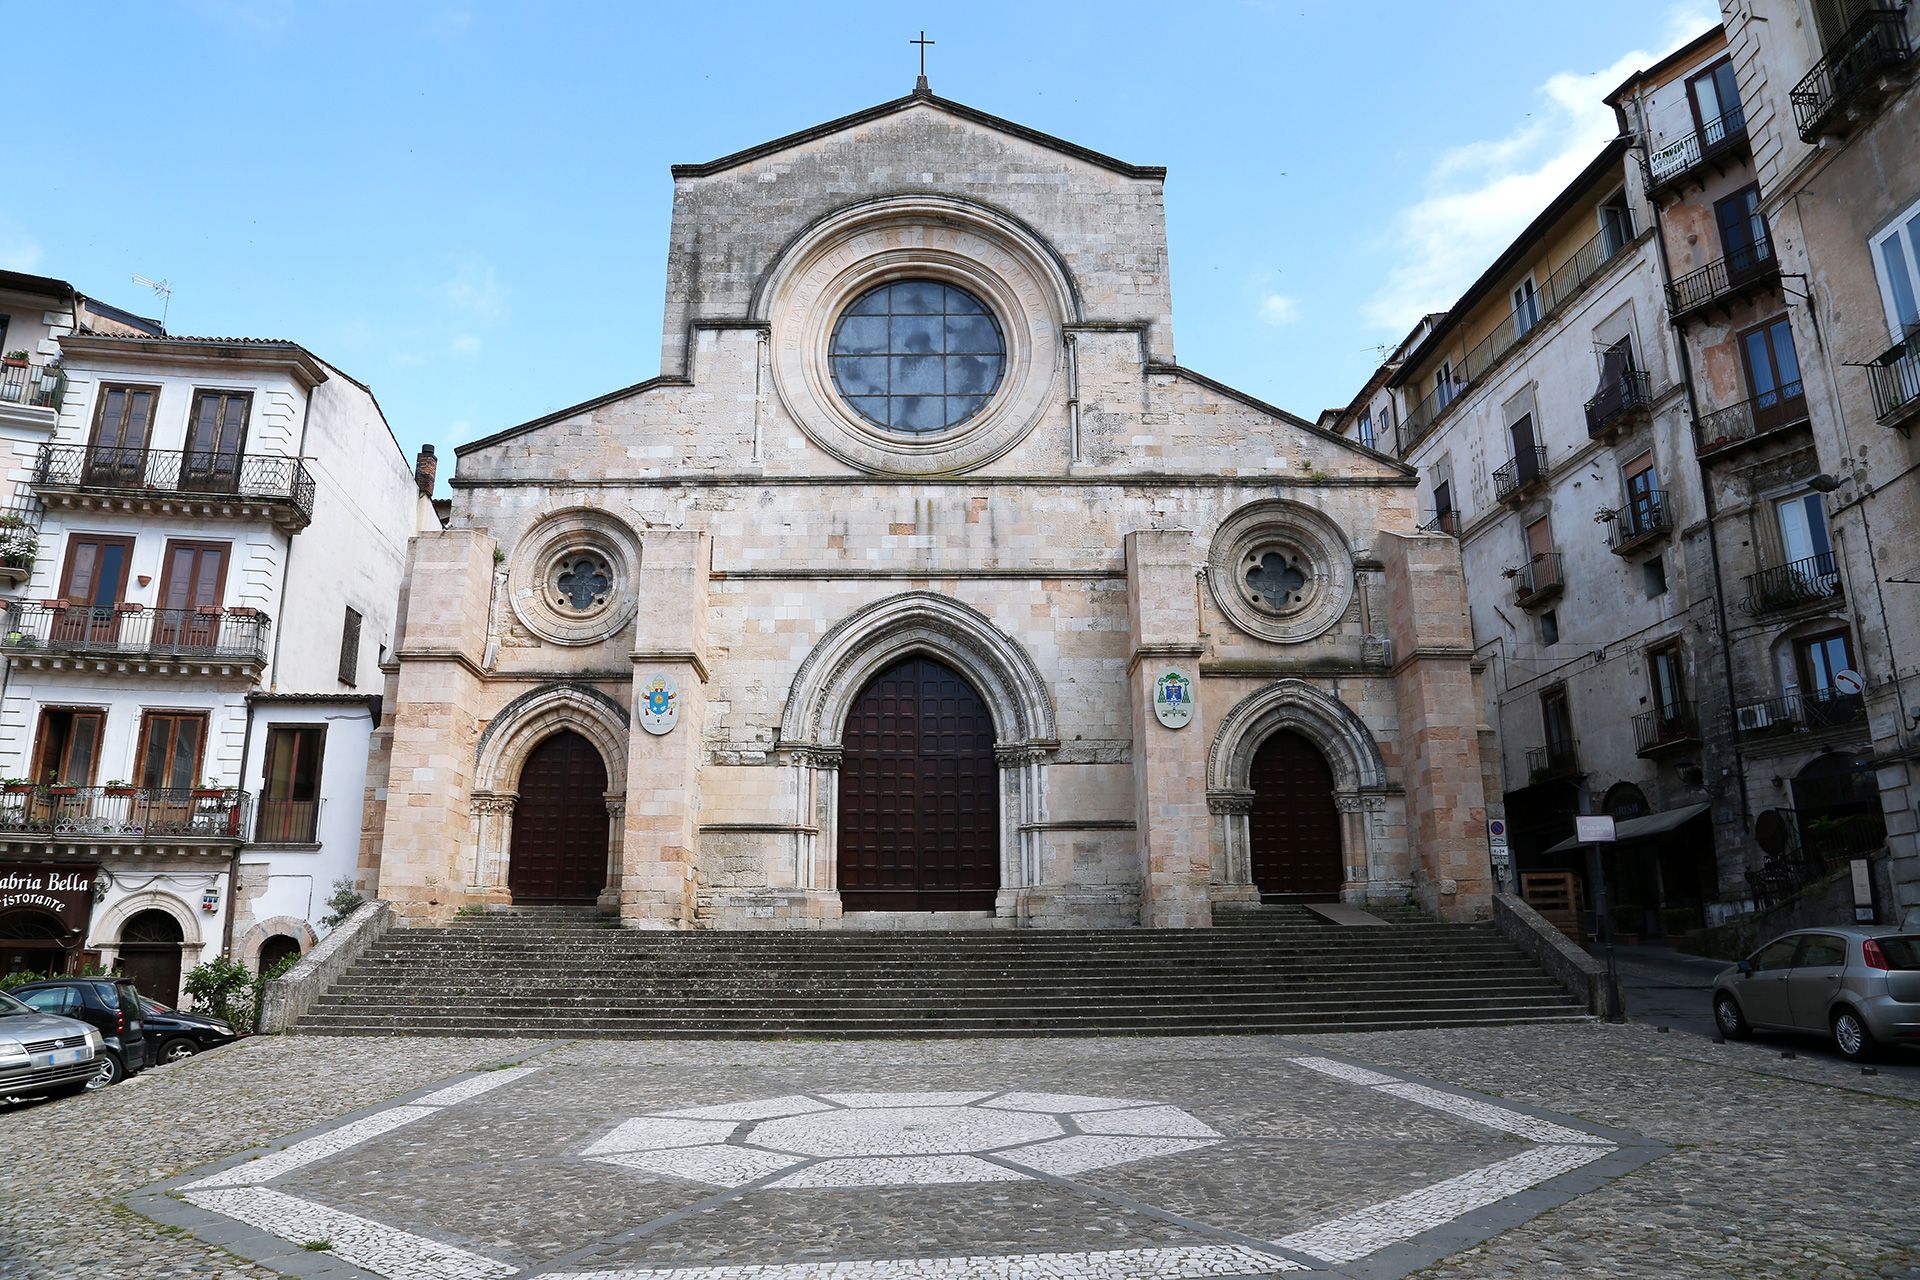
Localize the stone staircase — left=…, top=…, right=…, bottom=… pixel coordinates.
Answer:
left=295, top=904, right=1588, bottom=1039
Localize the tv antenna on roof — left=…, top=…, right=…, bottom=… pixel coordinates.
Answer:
left=131, top=274, right=173, bottom=326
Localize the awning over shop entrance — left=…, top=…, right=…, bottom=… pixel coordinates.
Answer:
left=1539, top=802, right=1711, bottom=856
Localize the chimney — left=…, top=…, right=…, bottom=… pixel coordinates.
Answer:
left=414, top=444, right=437, bottom=497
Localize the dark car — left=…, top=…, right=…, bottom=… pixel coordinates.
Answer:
left=140, top=997, right=237, bottom=1064
left=11, top=978, right=148, bottom=1087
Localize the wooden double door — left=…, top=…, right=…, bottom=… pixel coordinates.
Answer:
left=837, top=656, right=999, bottom=912
left=1248, top=730, right=1345, bottom=902
left=507, top=731, right=610, bottom=903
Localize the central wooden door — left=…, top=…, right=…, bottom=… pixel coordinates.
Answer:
left=116, top=909, right=184, bottom=1004
left=508, top=731, right=610, bottom=903
left=838, top=656, right=998, bottom=911
left=1248, top=730, right=1345, bottom=902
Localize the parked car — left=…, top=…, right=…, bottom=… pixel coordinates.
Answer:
left=0, top=987, right=101, bottom=1100
left=140, top=997, right=237, bottom=1064
left=1712, top=927, right=1920, bottom=1061
left=10, top=978, right=148, bottom=1087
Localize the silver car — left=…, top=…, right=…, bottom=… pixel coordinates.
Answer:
left=0, top=987, right=103, bottom=1101
left=1712, top=927, right=1920, bottom=1061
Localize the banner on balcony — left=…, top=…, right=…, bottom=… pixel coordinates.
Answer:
left=0, top=863, right=97, bottom=932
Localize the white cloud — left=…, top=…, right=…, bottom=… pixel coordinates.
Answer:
left=1364, top=2, right=1719, bottom=332
left=449, top=334, right=483, bottom=355
left=441, top=258, right=509, bottom=327
left=1258, top=293, right=1301, bottom=326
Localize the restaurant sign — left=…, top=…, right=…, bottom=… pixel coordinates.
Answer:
left=0, top=864, right=98, bottom=932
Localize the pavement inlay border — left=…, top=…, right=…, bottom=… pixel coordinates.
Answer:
left=130, top=1038, right=1665, bottom=1280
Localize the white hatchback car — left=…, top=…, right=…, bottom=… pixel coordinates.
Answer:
left=0, top=987, right=102, bottom=1101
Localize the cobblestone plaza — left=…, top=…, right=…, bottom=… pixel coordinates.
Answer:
left=3, top=1026, right=1916, bottom=1279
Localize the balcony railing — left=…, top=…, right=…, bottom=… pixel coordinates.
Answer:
left=0, top=359, right=65, bottom=411
left=33, top=444, right=315, bottom=526
left=1741, top=551, right=1842, bottom=615
left=1, top=602, right=271, bottom=664
left=1647, top=105, right=1749, bottom=193
left=1418, top=510, right=1460, bottom=536
left=1610, top=490, right=1672, bottom=554
left=0, top=786, right=251, bottom=841
left=1668, top=236, right=1779, bottom=320
left=1791, top=5, right=1913, bottom=142
left=1526, top=740, right=1581, bottom=783
left=1398, top=215, right=1638, bottom=445
left=1493, top=446, right=1549, bottom=503
left=1735, top=687, right=1867, bottom=736
left=1868, top=330, right=1920, bottom=427
left=1586, top=369, right=1653, bottom=438
left=1512, top=552, right=1565, bottom=608
left=1634, top=700, right=1700, bottom=754
left=1692, top=383, right=1809, bottom=455
left=254, top=798, right=323, bottom=844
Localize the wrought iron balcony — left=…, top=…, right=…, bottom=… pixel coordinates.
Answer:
left=1512, top=552, right=1564, bottom=609
left=1646, top=106, right=1749, bottom=197
left=1668, top=237, right=1779, bottom=322
left=1734, top=687, right=1867, bottom=736
left=31, top=444, right=315, bottom=531
left=1791, top=5, right=1913, bottom=143
left=0, top=499, right=40, bottom=586
left=1526, top=739, right=1581, bottom=783
left=0, top=785, right=251, bottom=842
left=1610, top=490, right=1672, bottom=555
left=1741, top=552, right=1842, bottom=615
left=1692, top=383, right=1809, bottom=456
left=1418, top=510, right=1460, bottom=536
left=254, top=798, right=323, bottom=844
left=1493, top=446, right=1549, bottom=504
left=0, top=359, right=65, bottom=413
left=1868, top=330, right=1920, bottom=428
left=1586, top=369, right=1653, bottom=438
left=1634, top=700, right=1700, bottom=755
left=1, top=601, right=271, bottom=674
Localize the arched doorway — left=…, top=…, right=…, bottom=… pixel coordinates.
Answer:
left=0, top=909, right=71, bottom=982
left=507, top=730, right=611, bottom=903
left=117, top=909, right=185, bottom=1003
left=1248, top=730, right=1344, bottom=901
left=258, top=934, right=302, bottom=973
left=838, top=655, right=999, bottom=911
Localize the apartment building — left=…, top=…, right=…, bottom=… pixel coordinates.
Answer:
left=0, top=272, right=436, bottom=1000
left=1711, top=0, right=1920, bottom=923
left=1332, top=137, right=1721, bottom=936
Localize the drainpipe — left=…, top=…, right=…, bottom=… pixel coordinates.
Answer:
left=1634, top=108, right=1755, bottom=858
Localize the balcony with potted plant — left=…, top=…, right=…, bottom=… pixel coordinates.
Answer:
left=0, top=599, right=271, bottom=680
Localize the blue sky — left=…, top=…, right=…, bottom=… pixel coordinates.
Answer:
left=5, top=1, right=1716, bottom=482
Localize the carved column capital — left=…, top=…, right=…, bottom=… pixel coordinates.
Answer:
left=1207, top=788, right=1255, bottom=816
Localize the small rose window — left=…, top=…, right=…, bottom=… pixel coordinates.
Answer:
left=1245, top=549, right=1308, bottom=611
left=552, top=551, right=613, bottom=614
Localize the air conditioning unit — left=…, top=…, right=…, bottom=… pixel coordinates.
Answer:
left=1736, top=703, right=1774, bottom=731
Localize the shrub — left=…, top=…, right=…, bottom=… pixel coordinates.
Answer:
left=184, top=955, right=259, bottom=1029
left=320, top=877, right=365, bottom=929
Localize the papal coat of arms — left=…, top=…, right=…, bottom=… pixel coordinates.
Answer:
left=639, top=673, right=680, bottom=735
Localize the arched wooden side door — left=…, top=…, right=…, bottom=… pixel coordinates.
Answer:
left=838, top=656, right=999, bottom=911
left=1248, top=729, right=1345, bottom=902
left=117, top=909, right=185, bottom=1004
left=508, top=730, right=611, bottom=904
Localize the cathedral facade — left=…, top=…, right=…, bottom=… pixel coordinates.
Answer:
left=362, top=87, right=1498, bottom=929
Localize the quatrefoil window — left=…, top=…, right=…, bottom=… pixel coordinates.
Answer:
left=553, top=553, right=613, bottom=613
left=1246, top=551, right=1307, bottom=611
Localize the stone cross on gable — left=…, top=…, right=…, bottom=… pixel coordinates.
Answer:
left=911, top=30, right=935, bottom=93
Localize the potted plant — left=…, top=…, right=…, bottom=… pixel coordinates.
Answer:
left=103, top=779, right=137, bottom=798
left=192, top=778, right=231, bottom=800
left=46, top=778, right=78, bottom=797
left=1609, top=902, right=1643, bottom=945
left=2, top=351, right=28, bottom=368
left=0, top=778, right=33, bottom=796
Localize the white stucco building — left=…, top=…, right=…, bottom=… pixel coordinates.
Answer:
left=0, top=273, right=436, bottom=1001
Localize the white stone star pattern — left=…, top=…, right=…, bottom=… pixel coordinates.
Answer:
left=582, top=1091, right=1224, bottom=1190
